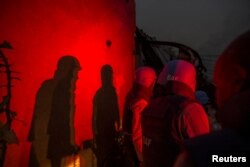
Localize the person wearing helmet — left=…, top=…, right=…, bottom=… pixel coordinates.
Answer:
left=174, top=31, right=250, bottom=167
left=122, top=66, right=156, bottom=167
left=141, top=60, right=210, bottom=167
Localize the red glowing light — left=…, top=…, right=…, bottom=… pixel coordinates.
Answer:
left=0, top=0, right=135, bottom=166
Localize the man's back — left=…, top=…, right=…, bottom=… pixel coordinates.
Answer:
left=142, top=93, right=209, bottom=167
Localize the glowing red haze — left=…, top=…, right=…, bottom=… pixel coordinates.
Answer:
left=0, top=0, right=135, bottom=166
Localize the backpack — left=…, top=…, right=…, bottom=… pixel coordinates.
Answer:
left=141, top=94, right=196, bottom=167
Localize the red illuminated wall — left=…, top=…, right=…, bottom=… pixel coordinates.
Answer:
left=0, top=0, right=135, bottom=166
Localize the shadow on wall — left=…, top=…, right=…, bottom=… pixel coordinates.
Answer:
left=28, top=55, right=81, bottom=167
left=92, top=64, right=120, bottom=167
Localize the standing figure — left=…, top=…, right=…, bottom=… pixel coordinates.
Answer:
left=28, top=56, right=80, bottom=167
left=47, top=56, right=81, bottom=167
left=92, top=64, right=120, bottom=167
left=122, top=67, right=156, bottom=167
left=141, top=60, right=210, bottom=167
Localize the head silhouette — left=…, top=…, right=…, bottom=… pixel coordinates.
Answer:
left=54, top=55, right=81, bottom=81
left=214, top=31, right=250, bottom=131
left=101, top=64, right=113, bottom=87
left=214, top=31, right=250, bottom=108
left=135, top=66, right=156, bottom=88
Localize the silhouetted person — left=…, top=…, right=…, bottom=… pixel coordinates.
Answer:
left=174, top=30, right=250, bottom=167
left=34, top=55, right=80, bottom=167
left=92, top=64, right=120, bottom=167
left=122, top=67, right=156, bottom=167
left=141, top=60, right=210, bottom=167
left=29, top=56, right=80, bottom=167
